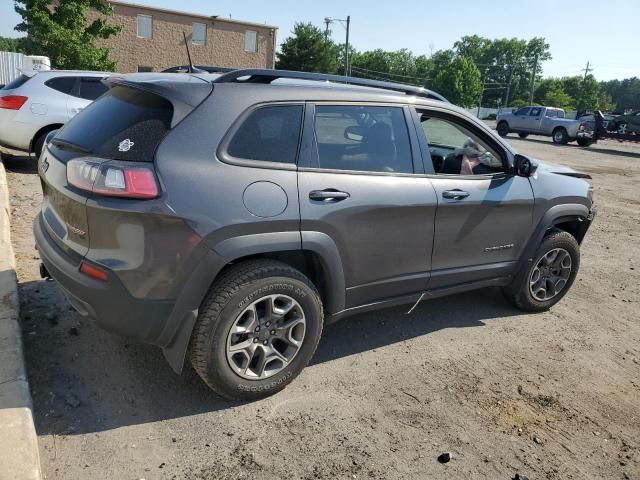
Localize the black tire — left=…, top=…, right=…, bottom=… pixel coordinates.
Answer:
left=577, top=137, right=593, bottom=147
left=33, top=131, right=47, bottom=158
left=189, top=259, right=323, bottom=401
left=552, top=127, right=569, bottom=145
left=518, top=132, right=529, bottom=138
left=502, top=231, right=580, bottom=312
left=497, top=121, right=509, bottom=137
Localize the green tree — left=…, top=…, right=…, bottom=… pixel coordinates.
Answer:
left=276, top=22, right=340, bottom=74
left=0, top=36, right=27, bottom=52
left=543, top=86, right=575, bottom=110
left=14, top=0, right=121, bottom=70
left=431, top=56, right=481, bottom=107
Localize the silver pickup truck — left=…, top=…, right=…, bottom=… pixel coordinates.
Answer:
left=496, top=106, right=583, bottom=145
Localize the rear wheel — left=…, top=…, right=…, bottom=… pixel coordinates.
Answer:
left=518, top=132, right=529, bottom=138
left=189, top=260, right=324, bottom=401
left=497, top=121, right=509, bottom=137
left=552, top=127, right=569, bottom=145
left=503, top=231, right=580, bottom=312
left=577, top=137, right=593, bottom=147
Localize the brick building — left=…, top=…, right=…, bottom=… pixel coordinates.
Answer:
left=89, top=1, right=277, bottom=73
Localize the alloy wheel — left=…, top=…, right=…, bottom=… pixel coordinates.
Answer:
left=529, top=248, right=572, bottom=301
left=226, top=294, right=306, bottom=380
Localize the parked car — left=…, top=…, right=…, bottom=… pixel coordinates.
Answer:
left=0, top=69, right=111, bottom=157
left=606, top=110, right=640, bottom=135
left=496, top=106, right=583, bottom=144
left=35, top=70, right=595, bottom=400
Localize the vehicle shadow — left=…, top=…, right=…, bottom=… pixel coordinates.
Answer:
left=20, top=278, right=521, bottom=436
left=1, top=154, right=37, bottom=174
left=512, top=136, right=640, bottom=158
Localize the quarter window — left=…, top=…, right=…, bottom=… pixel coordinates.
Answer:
left=244, top=30, right=257, bottom=52
left=137, top=14, right=152, bottom=39
left=313, top=105, right=413, bottom=174
left=78, top=78, right=108, bottom=100
left=227, top=105, right=303, bottom=164
left=45, top=76, right=77, bottom=95
left=420, top=115, right=503, bottom=175
left=192, top=22, right=206, bottom=45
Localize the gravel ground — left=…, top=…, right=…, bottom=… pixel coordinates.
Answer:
left=4, top=134, right=640, bottom=480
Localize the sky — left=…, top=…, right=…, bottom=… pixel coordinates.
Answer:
left=1, top=0, right=638, bottom=81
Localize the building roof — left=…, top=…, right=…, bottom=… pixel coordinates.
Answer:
left=108, top=0, right=278, bottom=30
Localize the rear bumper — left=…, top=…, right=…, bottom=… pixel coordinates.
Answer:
left=34, top=212, right=175, bottom=345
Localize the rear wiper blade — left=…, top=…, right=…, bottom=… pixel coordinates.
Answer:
left=51, top=138, right=91, bottom=154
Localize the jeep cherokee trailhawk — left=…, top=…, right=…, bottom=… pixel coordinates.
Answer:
left=35, top=70, right=595, bottom=400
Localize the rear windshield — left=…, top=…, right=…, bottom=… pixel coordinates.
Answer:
left=2, top=74, right=31, bottom=90
left=52, top=85, right=173, bottom=162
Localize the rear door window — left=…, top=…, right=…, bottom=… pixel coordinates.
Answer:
left=78, top=77, right=108, bottom=100
left=52, top=85, right=174, bottom=162
left=313, top=105, right=413, bottom=174
left=227, top=105, right=303, bottom=164
left=45, top=76, right=78, bottom=95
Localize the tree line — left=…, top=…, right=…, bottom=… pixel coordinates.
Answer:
left=277, top=23, right=640, bottom=112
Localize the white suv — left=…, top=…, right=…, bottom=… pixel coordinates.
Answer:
left=0, top=70, right=111, bottom=157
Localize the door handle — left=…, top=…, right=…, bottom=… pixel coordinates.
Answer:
left=442, top=189, right=470, bottom=200
left=309, top=189, right=350, bottom=202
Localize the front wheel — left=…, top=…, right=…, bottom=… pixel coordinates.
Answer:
left=552, top=127, right=569, bottom=145
left=577, top=137, right=593, bottom=147
left=518, top=132, right=529, bottom=138
left=189, top=260, right=324, bottom=401
left=502, top=231, right=580, bottom=312
left=497, top=121, right=509, bottom=137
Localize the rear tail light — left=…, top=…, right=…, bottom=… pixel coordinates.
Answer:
left=67, top=158, right=159, bottom=199
left=0, top=95, right=28, bottom=110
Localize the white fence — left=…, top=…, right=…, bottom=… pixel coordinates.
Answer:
left=0, top=51, right=24, bottom=85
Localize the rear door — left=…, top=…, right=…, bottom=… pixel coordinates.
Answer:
left=415, top=108, right=535, bottom=288
left=298, top=103, right=437, bottom=309
left=527, top=107, right=543, bottom=133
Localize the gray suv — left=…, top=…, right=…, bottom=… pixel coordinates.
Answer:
left=34, top=70, right=595, bottom=400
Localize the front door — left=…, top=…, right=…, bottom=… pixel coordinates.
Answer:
left=298, top=104, right=437, bottom=309
left=416, top=110, right=535, bottom=288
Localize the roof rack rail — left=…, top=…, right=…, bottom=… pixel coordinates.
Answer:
left=212, top=69, right=448, bottom=102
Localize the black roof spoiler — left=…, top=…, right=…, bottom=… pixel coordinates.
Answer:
left=212, top=69, right=448, bottom=102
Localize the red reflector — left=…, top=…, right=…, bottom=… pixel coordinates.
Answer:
left=79, top=262, right=109, bottom=282
left=0, top=95, right=28, bottom=110
left=124, top=168, right=159, bottom=198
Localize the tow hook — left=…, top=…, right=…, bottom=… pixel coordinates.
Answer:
left=39, top=262, right=51, bottom=279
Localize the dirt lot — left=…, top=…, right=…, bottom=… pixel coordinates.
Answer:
left=4, top=134, right=640, bottom=480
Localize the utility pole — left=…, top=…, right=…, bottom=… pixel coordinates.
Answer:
left=504, top=63, right=516, bottom=107
left=477, top=70, right=486, bottom=118
left=578, top=61, right=593, bottom=114
left=324, top=16, right=351, bottom=79
left=344, top=15, right=350, bottom=79
left=529, top=54, right=539, bottom=105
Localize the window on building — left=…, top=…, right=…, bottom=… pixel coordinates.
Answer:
left=227, top=105, right=303, bottom=164
left=137, top=14, right=152, bottom=39
left=244, top=30, right=257, bottom=52
left=137, top=65, right=153, bottom=72
left=314, top=105, right=413, bottom=174
left=192, top=22, right=206, bottom=45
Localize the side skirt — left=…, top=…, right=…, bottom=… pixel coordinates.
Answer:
left=326, top=275, right=512, bottom=324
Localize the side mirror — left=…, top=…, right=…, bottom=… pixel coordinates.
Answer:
left=344, top=125, right=364, bottom=142
left=514, top=154, right=538, bottom=177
